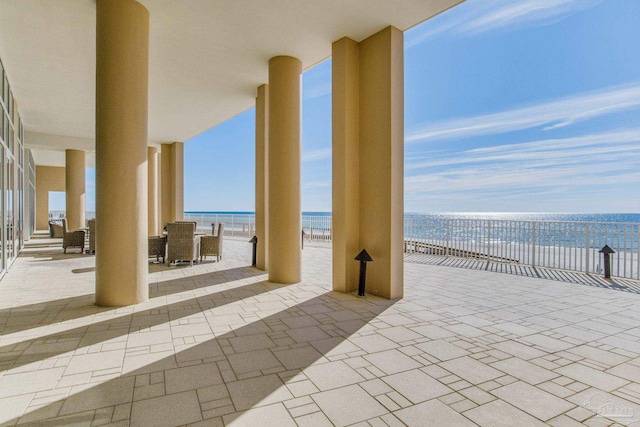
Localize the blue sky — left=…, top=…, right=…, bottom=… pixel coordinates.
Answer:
left=64, top=0, right=640, bottom=214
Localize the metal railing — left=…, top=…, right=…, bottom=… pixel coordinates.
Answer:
left=48, top=211, right=639, bottom=280
left=404, top=217, right=640, bottom=280
left=183, top=213, right=256, bottom=237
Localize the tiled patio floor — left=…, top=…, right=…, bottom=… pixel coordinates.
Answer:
left=1, top=235, right=640, bottom=426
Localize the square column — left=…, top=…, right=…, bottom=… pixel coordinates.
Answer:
left=160, top=142, right=184, bottom=226
left=65, top=149, right=86, bottom=231
left=332, top=26, right=404, bottom=299
left=255, top=84, right=269, bottom=270
left=95, top=0, right=149, bottom=306
left=268, top=56, right=302, bottom=284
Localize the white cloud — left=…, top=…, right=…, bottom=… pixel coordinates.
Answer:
left=303, top=180, right=331, bottom=190
left=406, top=128, right=640, bottom=170
left=303, top=148, right=332, bottom=162
left=406, top=82, right=640, bottom=144
left=405, top=0, right=605, bottom=47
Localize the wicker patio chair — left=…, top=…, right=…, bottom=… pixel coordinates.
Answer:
left=166, top=222, right=200, bottom=266
left=62, top=217, right=85, bottom=254
left=148, top=235, right=167, bottom=263
left=49, top=220, right=65, bottom=238
left=200, top=223, right=224, bottom=262
left=87, top=219, right=96, bottom=254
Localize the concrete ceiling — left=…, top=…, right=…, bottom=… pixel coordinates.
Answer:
left=0, top=0, right=462, bottom=160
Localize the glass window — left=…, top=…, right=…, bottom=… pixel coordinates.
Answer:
left=8, top=90, right=13, bottom=124
left=0, top=145, right=4, bottom=272
left=0, top=60, right=4, bottom=104
left=8, top=123, right=13, bottom=153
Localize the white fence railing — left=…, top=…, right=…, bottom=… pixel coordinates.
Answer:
left=404, top=217, right=640, bottom=280
left=48, top=211, right=639, bottom=280
left=184, top=213, right=256, bottom=237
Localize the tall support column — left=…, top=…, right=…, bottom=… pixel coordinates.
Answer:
left=331, top=26, right=404, bottom=299
left=332, top=38, right=360, bottom=293
left=255, top=84, right=269, bottom=270
left=160, top=142, right=184, bottom=226
left=268, top=56, right=302, bottom=284
left=95, top=0, right=149, bottom=306
left=148, top=146, right=159, bottom=235
left=35, top=166, right=65, bottom=231
left=65, top=149, right=86, bottom=230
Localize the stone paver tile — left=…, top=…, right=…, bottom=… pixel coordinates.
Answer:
left=547, top=414, right=589, bottom=427
left=0, top=394, right=33, bottom=425
left=350, top=334, right=399, bottom=353
left=598, top=336, right=640, bottom=354
left=286, top=379, right=319, bottom=397
left=491, top=357, right=559, bottom=385
left=568, top=388, right=640, bottom=426
left=440, top=356, right=504, bottom=385
left=458, top=386, right=496, bottom=405
left=227, top=349, right=281, bottom=374
left=0, top=368, right=65, bottom=398
left=222, top=403, right=296, bottom=427
left=416, top=339, right=470, bottom=361
left=228, top=333, right=275, bottom=353
left=363, top=349, right=422, bottom=375
left=126, top=330, right=172, bottom=348
left=308, top=336, right=361, bottom=357
left=360, top=378, right=393, bottom=396
left=556, top=363, right=629, bottom=392
left=311, top=384, right=387, bottom=427
left=394, top=399, right=476, bottom=427
left=491, top=340, right=548, bottom=360
left=227, top=374, right=294, bottom=411
left=285, top=326, right=330, bottom=343
left=60, top=377, right=135, bottom=415
left=492, top=381, right=575, bottom=421
left=170, top=322, right=212, bottom=339
left=64, top=350, right=125, bottom=375
left=464, top=399, right=547, bottom=426
left=607, top=362, right=640, bottom=383
left=164, top=362, right=223, bottom=394
left=303, top=360, right=364, bottom=391
left=411, top=325, right=457, bottom=340
left=376, top=326, right=424, bottom=343
left=293, top=411, right=333, bottom=427
left=566, top=345, right=630, bottom=367
left=273, top=346, right=324, bottom=370
left=553, top=326, right=606, bottom=343
left=521, top=334, right=575, bottom=352
left=382, top=369, right=451, bottom=404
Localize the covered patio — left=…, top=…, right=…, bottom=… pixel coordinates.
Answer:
left=1, top=236, right=639, bottom=425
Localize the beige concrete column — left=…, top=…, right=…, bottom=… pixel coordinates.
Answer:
left=255, top=84, right=269, bottom=270
left=160, top=142, right=184, bottom=226
left=95, top=0, right=149, bottom=306
left=148, top=146, right=159, bottom=235
left=268, top=56, right=301, bottom=284
left=65, top=149, right=86, bottom=230
left=35, top=166, right=65, bottom=231
left=331, top=26, right=404, bottom=299
left=332, top=38, right=360, bottom=293
left=359, top=26, right=404, bottom=299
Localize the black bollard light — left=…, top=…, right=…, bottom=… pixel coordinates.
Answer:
left=355, top=249, right=373, bottom=296
left=249, top=235, right=258, bottom=267
left=599, top=245, right=615, bottom=279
